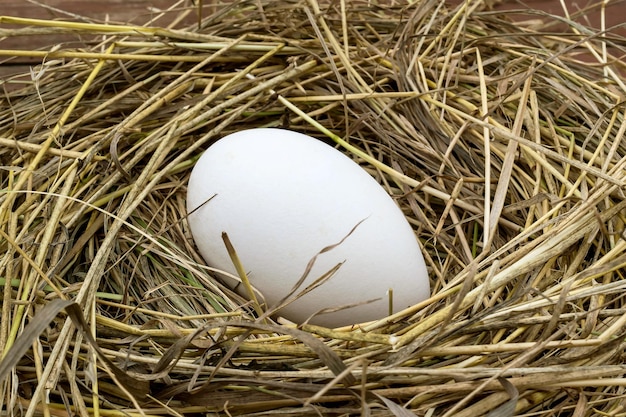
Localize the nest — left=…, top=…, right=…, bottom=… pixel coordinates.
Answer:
left=1, top=0, right=626, bottom=415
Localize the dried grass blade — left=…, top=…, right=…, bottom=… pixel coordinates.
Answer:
left=488, top=73, right=533, bottom=239
left=374, top=393, right=418, bottom=417
left=476, top=47, right=491, bottom=248
left=230, top=321, right=357, bottom=386
left=268, top=218, right=365, bottom=317
left=4, top=164, right=78, bottom=351
left=393, top=204, right=606, bottom=349
left=0, top=299, right=149, bottom=399
left=0, top=43, right=114, bottom=215
left=222, top=232, right=265, bottom=318
left=485, top=378, right=518, bottom=417
left=0, top=49, right=212, bottom=62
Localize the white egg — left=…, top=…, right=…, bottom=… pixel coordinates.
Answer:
left=186, top=128, right=429, bottom=327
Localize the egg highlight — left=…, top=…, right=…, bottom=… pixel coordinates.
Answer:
left=186, top=128, right=429, bottom=327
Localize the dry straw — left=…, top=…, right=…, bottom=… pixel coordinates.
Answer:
left=1, top=0, right=626, bottom=415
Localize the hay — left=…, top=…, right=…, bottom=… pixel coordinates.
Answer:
left=1, top=0, right=626, bottom=415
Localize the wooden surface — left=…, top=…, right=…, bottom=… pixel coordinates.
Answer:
left=0, top=0, right=188, bottom=24
left=0, top=0, right=195, bottom=80
left=1, top=0, right=625, bottom=81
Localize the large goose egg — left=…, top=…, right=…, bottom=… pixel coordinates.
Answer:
left=186, top=128, right=429, bottom=327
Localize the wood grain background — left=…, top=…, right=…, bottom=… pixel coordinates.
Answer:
left=1, top=1, right=625, bottom=81
left=0, top=0, right=194, bottom=80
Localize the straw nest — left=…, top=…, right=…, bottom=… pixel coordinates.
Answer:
left=1, top=0, right=626, bottom=415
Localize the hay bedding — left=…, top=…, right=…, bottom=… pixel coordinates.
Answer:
left=1, top=0, right=626, bottom=415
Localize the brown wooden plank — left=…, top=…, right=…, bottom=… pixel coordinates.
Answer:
left=0, top=1, right=198, bottom=82
left=1, top=0, right=624, bottom=82
left=0, top=0, right=192, bottom=25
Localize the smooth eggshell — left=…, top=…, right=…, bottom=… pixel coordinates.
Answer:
left=186, top=128, right=429, bottom=327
